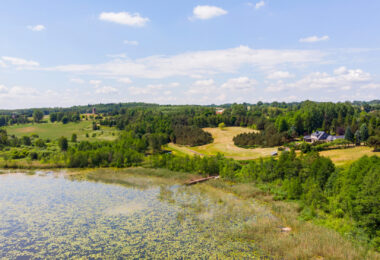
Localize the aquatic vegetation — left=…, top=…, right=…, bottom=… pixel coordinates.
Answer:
left=0, top=172, right=261, bottom=258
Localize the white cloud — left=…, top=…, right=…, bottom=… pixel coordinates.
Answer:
left=107, top=53, right=127, bottom=59
left=70, top=78, right=85, bottom=84
left=89, top=80, right=102, bottom=85
left=360, top=83, right=380, bottom=89
left=255, top=1, right=265, bottom=9
left=128, top=84, right=167, bottom=95
left=95, top=86, right=117, bottom=94
left=146, top=84, right=164, bottom=90
left=117, top=78, right=132, bottom=84
left=99, top=12, right=149, bottom=27
left=299, top=35, right=329, bottom=43
left=170, top=82, right=180, bottom=87
left=1, top=56, right=39, bottom=67
left=44, top=46, right=325, bottom=79
left=267, top=67, right=372, bottom=92
left=0, top=85, right=38, bottom=96
left=192, top=5, right=227, bottom=20
left=221, top=77, right=257, bottom=90
left=123, top=40, right=139, bottom=46
left=128, top=86, right=148, bottom=95
left=0, top=85, right=8, bottom=93
left=333, top=66, right=347, bottom=75
left=267, top=70, right=295, bottom=79
left=187, top=79, right=216, bottom=94
left=194, top=79, right=215, bottom=87
left=27, top=25, right=46, bottom=32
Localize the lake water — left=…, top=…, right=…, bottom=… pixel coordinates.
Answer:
left=0, top=171, right=262, bottom=258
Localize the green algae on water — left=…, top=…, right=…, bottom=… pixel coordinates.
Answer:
left=0, top=171, right=263, bottom=259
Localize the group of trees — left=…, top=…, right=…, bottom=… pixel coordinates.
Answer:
left=233, top=125, right=290, bottom=147
left=66, top=132, right=147, bottom=168
left=50, top=111, right=80, bottom=124
left=171, top=125, right=213, bottom=146
left=0, top=115, right=29, bottom=127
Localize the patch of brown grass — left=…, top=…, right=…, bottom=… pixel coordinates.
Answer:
left=207, top=180, right=379, bottom=260
left=320, top=146, right=379, bottom=166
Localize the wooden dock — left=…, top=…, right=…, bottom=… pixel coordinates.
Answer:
left=185, top=176, right=220, bottom=185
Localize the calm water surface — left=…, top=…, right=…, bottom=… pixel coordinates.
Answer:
left=0, top=171, right=260, bottom=258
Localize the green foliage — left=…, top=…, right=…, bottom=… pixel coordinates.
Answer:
left=71, top=133, right=77, bottom=143
left=34, top=139, right=46, bottom=148
left=368, top=135, right=380, bottom=151
left=360, top=123, right=369, bottom=141
left=33, top=110, right=44, bottom=123
left=300, top=142, right=312, bottom=153
left=345, top=127, right=354, bottom=142
left=172, top=125, right=213, bottom=146
left=58, top=137, right=68, bottom=151
left=218, top=122, right=225, bottom=130
left=233, top=124, right=290, bottom=147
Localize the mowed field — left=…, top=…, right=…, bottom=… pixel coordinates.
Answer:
left=5, top=121, right=119, bottom=142
left=320, top=146, right=379, bottom=166
left=168, top=127, right=277, bottom=160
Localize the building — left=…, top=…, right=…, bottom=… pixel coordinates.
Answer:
left=304, top=131, right=345, bottom=143
left=215, top=108, right=225, bottom=115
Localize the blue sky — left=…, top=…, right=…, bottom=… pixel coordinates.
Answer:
left=0, top=0, right=380, bottom=108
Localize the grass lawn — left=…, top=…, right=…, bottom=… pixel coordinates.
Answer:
left=5, top=120, right=119, bottom=142
left=320, top=146, right=379, bottom=166
left=168, top=127, right=277, bottom=160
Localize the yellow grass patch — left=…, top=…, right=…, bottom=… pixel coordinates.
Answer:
left=168, top=127, right=277, bottom=160
left=320, top=146, right=379, bottom=166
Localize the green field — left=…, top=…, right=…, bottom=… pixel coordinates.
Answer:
left=5, top=121, right=119, bottom=142
left=168, top=127, right=277, bottom=160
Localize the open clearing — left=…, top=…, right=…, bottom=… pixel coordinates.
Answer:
left=5, top=121, right=119, bottom=142
left=168, top=127, right=277, bottom=160
left=320, top=146, right=379, bottom=166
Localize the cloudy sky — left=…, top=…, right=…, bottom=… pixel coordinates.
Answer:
left=1, top=0, right=380, bottom=109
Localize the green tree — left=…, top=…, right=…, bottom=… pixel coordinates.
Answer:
left=294, top=114, right=304, bottom=135
left=368, top=135, right=380, bottom=151
left=50, top=113, right=57, bottom=123
left=344, top=126, right=354, bottom=143
left=278, top=118, right=289, bottom=132
left=21, top=136, right=32, bottom=146
left=33, top=110, right=44, bottom=123
left=71, top=133, right=77, bottom=143
left=58, top=137, right=68, bottom=151
left=218, top=122, right=225, bottom=130
left=61, top=116, right=69, bottom=124
left=359, top=123, right=369, bottom=142
left=35, top=138, right=45, bottom=148
left=354, top=130, right=361, bottom=146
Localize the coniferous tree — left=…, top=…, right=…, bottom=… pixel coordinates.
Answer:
left=345, top=126, right=354, bottom=143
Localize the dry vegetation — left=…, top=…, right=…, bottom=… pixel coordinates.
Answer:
left=207, top=180, right=380, bottom=260
left=320, top=146, right=379, bottom=166
left=168, top=127, right=277, bottom=160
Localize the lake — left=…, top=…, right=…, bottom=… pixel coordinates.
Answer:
left=0, top=170, right=264, bottom=258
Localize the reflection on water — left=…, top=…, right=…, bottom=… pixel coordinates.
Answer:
left=0, top=171, right=260, bottom=258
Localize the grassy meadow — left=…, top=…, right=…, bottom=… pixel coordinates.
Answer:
left=5, top=120, right=119, bottom=142
left=168, top=127, right=277, bottom=160
left=319, top=146, right=379, bottom=166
